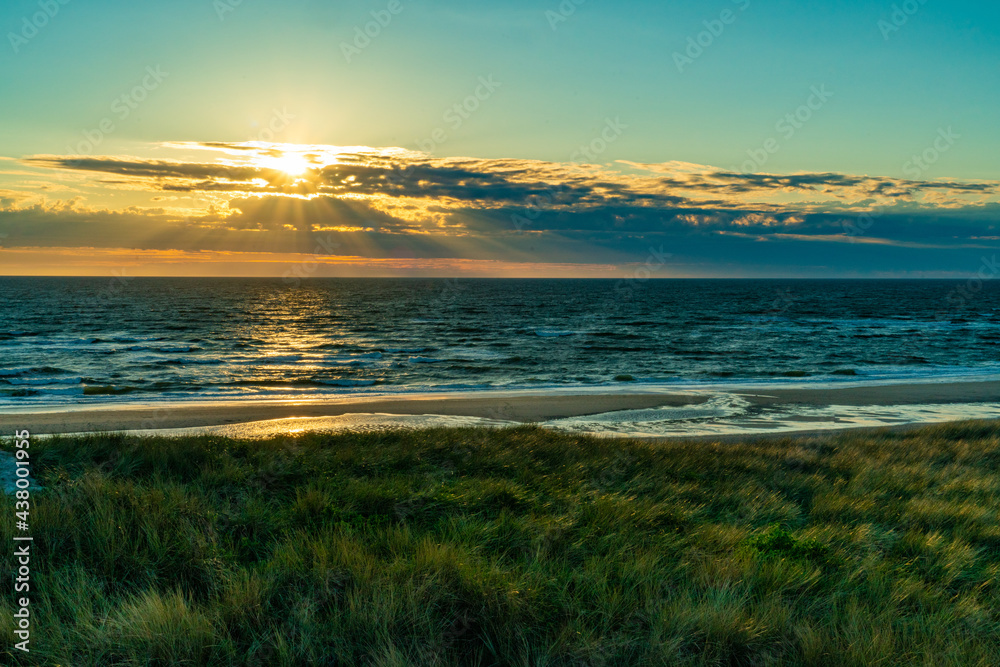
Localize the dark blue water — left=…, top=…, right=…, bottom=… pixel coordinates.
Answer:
left=1, top=278, right=999, bottom=408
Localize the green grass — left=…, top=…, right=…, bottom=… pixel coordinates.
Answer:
left=2, top=420, right=1000, bottom=665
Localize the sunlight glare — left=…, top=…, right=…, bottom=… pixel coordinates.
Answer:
left=260, top=153, right=310, bottom=176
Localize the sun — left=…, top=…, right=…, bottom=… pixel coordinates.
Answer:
left=260, top=153, right=310, bottom=176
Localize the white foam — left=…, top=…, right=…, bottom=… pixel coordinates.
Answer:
left=543, top=399, right=1000, bottom=438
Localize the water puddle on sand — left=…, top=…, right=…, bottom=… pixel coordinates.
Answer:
left=93, top=413, right=520, bottom=440
left=542, top=396, right=1000, bottom=437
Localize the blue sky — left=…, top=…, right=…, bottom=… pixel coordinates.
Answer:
left=1, top=0, right=998, bottom=276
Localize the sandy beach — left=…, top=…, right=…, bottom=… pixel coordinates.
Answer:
left=2, top=379, right=997, bottom=436
left=2, top=391, right=701, bottom=434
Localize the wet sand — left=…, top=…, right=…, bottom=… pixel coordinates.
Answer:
left=1, top=380, right=997, bottom=435
left=2, top=392, right=703, bottom=434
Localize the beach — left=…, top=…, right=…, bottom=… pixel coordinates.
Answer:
left=4, top=379, right=997, bottom=437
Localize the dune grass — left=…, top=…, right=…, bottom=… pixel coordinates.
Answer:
left=2, top=420, right=1000, bottom=665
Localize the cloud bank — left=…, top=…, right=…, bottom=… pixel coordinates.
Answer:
left=2, top=142, right=998, bottom=276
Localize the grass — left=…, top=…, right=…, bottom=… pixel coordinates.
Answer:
left=2, top=420, right=1000, bottom=665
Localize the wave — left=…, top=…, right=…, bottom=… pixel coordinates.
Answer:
left=443, top=348, right=509, bottom=362
left=0, top=366, right=69, bottom=377
left=408, top=356, right=443, bottom=363
left=309, top=378, right=380, bottom=387
left=445, top=364, right=497, bottom=373
left=111, top=344, right=204, bottom=354
left=4, top=376, right=83, bottom=385
left=83, top=385, right=138, bottom=396
left=35, top=337, right=104, bottom=347
left=154, top=358, right=224, bottom=366
left=0, top=331, right=42, bottom=339
left=587, top=332, right=646, bottom=339
left=1, top=385, right=82, bottom=398
left=249, top=355, right=302, bottom=364
left=804, top=317, right=993, bottom=330
left=307, top=342, right=349, bottom=350
left=348, top=352, right=382, bottom=360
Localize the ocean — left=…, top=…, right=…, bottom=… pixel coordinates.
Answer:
left=2, top=277, right=998, bottom=414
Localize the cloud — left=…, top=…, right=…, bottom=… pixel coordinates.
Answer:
left=26, top=143, right=998, bottom=215
left=3, top=141, right=999, bottom=276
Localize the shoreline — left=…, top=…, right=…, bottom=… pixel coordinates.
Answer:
left=1, top=379, right=997, bottom=436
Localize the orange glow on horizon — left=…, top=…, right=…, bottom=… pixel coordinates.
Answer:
left=0, top=246, right=626, bottom=278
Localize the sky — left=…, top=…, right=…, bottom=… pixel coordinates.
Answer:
left=1, top=0, right=998, bottom=277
